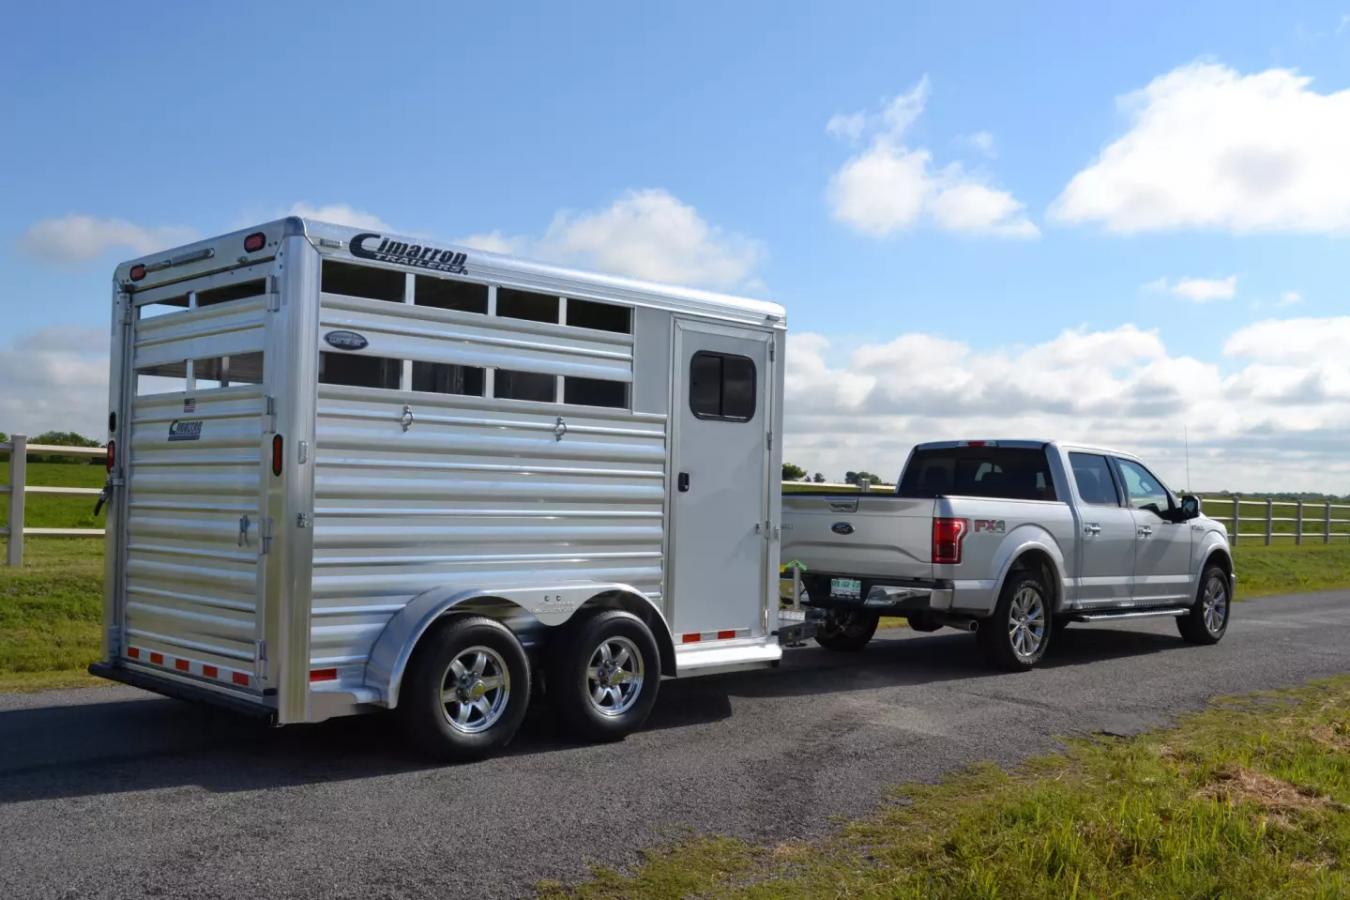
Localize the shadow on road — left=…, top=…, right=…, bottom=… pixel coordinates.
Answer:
left=0, top=622, right=1187, bottom=804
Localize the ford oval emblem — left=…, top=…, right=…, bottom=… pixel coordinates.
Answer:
left=831, top=522, right=854, bottom=535
left=324, top=330, right=369, bottom=351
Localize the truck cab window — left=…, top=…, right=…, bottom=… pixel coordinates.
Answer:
left=1114, top=458, right=1174, bottom=519
left=1069, top=452, right=1120, bottom=506
left=689, top=351, right=756, bottom=421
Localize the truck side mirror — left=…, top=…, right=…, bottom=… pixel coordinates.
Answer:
left=1180, top=494, right=1201, bottom=520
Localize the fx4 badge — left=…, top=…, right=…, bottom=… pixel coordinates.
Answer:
left=973, top=519, right=1006, bottom=534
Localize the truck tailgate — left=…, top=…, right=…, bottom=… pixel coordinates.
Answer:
left=781, top=494, right=935, bottom=580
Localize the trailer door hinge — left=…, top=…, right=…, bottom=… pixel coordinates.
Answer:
left=769, top=343, right=775, bottom=362
left=767, top=430, right=774, bottom=450
left=265, top=275, right=281, bottom=311
left=264, top=396, right=277, bottom=433
left=260, top=517, right=274, bottom=555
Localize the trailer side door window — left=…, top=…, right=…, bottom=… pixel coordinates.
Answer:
left=689, top=351, right=756, bottom=422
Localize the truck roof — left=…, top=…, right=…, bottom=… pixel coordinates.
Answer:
left=113, top=217, right=786, bottom=327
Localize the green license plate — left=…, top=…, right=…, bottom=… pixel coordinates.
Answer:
left=830, top=577, right=862, bottom=599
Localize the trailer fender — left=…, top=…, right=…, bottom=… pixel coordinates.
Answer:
left=366, top=582, right=673, bottom=708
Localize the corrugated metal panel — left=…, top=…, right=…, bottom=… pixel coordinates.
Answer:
left=134, top=296, right=267, bottom=368
left=310, top=298, right=666, bottom=670
left=124, top=386, right=266, bottom=671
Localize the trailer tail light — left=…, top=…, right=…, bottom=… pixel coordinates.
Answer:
left=932, top=517, right=969, bottom=565
left=243, top=232, right=266, bottom=253
left=271, top=434, right=283, bottom=476
left=105, top=439, right=115, bottom=472
left=129, top=264, right=146, bottom=281
left=309, top=668, right=338, bottom=683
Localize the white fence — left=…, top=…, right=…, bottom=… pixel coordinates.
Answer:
left=1199, top=495, right=1350, bottom=546
left=1, top=434, right=106, bottom=566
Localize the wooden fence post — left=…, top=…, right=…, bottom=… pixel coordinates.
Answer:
left=1231, top=495, right=1241, bottom=546
left=6, top=434, right=25, bottom=567
left=1296, top=499, right=1304, bottom=545
left=1265, top=498, right=1273, bottom=545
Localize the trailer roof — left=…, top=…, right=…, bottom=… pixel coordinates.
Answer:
left=115, top=217, right=786, bottom=327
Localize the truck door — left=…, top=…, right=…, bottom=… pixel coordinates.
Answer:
left=1113, top=457, right=1193, bottom=605
left=669, top=320, right=772, bottom=641
left=1067, top=452, right=1135, bottom=606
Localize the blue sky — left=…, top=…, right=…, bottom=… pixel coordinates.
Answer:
left=3, top=2, right=1349, bottom=490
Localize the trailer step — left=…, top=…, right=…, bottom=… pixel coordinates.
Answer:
left=1070, top=606, right=1189, bottom=623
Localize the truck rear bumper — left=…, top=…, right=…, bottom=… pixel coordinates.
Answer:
left=809, top=585, right=954, bottom=615
left=89, top=661, right=277, bottom=724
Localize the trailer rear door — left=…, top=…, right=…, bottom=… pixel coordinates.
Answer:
left=116, top=271, right=276, bottom=693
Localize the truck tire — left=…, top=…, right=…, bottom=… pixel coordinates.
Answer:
left=397, top=616, right=532, bottom=762
left=1178, top=564, right=1230, bottom=645
left=814, top=610, right=880, bottom=651
left=549, top=610, right=661, bottom=743
left=979, top=570, right=1052, bottom=671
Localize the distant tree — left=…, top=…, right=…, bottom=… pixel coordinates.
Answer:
left=0, top=431, right=7, bottom=446
left=31, top=431, right=101, bottom=463
left=782, top=462, right=807, bottom=481
left=812, top=472, right=825, bottom=483
left=844, top=470, right=882, bottom=486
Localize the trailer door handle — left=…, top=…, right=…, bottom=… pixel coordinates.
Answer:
left=677, top=472, right=690, bottom=493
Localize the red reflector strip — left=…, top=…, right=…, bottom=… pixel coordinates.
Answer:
left=202, top=665, right=219, bottom=679
left=717, top=629, right=737, bottom=640
left=681, top=633, right=701, bottom=644
left=174, top=658, right=189, bottom=672
left=309, top=668, right=338, bottom=683
left=231, top=672, right=250, bottom=687
left=149, top=652, right=164, bottom=665
left=127, top=647, right=140, bottom=659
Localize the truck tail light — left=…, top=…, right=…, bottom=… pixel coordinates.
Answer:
left=105, top=439, right=115, bottom=472
left=932, top=517, right=969, bottom=564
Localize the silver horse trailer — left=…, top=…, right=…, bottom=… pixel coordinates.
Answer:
left=91, top=217, right=788, bottom=759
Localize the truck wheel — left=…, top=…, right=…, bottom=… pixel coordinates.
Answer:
left=979, top=571, right=1052, bottom=671
left=549, top=610, right=660, bottom=743
left=1178, top=565, right=1230, bottom=645
left=397, top=616, right=531, bottom=762
left=814, top=610, right=879, bottom=651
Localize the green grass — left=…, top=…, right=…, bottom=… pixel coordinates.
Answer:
left=1236, top=543, right=1350, bottom=597
left=0, top=539, right=104, bottom=691
left=0, top=459, right=106, bottom=530
left=544, top=677, right=1350, bottom=898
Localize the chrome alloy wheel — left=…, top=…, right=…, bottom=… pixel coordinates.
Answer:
left=440, top=645, right=511, bottom=734
left=1008, top=585, right=1047, bottom=659
left=1201, top=574, right=1229, bottom=635
left=585, top=635, right=644, bottom=717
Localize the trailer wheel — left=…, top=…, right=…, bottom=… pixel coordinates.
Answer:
left=549, top=610, right=660, bottom=743
left=397, top=616, right=531, bottom=762
left=979, top=570, right=1052, bottom=671
left=1177, top=564, right=1230, bottom=645
left=814, top=610, right=879, bottom=651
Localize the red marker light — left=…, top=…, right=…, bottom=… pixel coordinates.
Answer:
left=271, top=434, right=284, bottom=476
left=309, top=668, right=338, bottom=683
left=243, top=232, right=266, bottom=253
left=129, top=264, right=146, bottom=281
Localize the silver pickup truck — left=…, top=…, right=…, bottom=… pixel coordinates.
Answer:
left=780, top=440, right=1234, bottom=670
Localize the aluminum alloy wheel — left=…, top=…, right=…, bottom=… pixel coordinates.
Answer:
left=585, top=635, right=644, bottom=717
left=1007, top=585, right=1046, bottom=659
left=1201, top=575, right=1229, bottom=635
left=439, top=645, right=510, bottom=734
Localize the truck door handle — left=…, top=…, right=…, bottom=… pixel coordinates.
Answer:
left=678, top=472, right=690, bottom=493
left=1083, top=524, right=1101, bottom=536
left=1137, top=525, right=1153, bottom=537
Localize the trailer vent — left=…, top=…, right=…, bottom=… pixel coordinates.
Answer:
left=322, top=260, right=404, bottom=302
left=415, top=275, right=488, bottom=314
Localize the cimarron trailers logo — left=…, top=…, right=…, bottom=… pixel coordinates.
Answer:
left=350, top=233, right=468, bottom=275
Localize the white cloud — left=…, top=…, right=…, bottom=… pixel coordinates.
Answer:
left=826, top=78, right=1038, bottom=239
left=0, top=327, right=109, bottom=439
left=287, top=202, right=392, bottom=231
left=458, top=190, right=764, bottom=291
left=18, top=215, right=196, bottom=265
left=1145, top=275, right=1238, bottom=303
left=955, top=130, right=997, bottom=158
left=784, top=318, right=1350, bottom=492
left=1051, top=62, right=1350, bottom=233
left=1278, top=290, right=1303, bottom=306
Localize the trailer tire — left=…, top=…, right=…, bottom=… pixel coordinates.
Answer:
left=1178, top=564, right=1230, bottom=645
left=397, top=616, right=531, bottom=762
left=814, top=610, right=880, bottom=651
left=549, top=610, right=660, bottom=743
left=978, top=570, right=1052, bottom=671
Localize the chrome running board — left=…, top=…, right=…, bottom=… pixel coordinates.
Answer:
left=1071, top=607, right=1188, bottom=622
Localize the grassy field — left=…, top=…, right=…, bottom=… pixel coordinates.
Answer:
left=0, top=459, right=106, bottom=531
left=546, top=676, right=1350, bottom=898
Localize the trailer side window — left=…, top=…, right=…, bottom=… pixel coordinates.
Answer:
left=415, top=275, right=488, bottom=314
left=689, top=351, right=756, bottom=421
left=566, top=299, right=631, bottom=334
left=321, top=261, right=405, bottom=302
left=193, top=353, right=264, bottom=387
left=197, top=279, right=267, bottom=307
left=319, top=352, right=401, bottom=389
left=497, top=288, right=558, bottom=324
left=495, top=369, right=556, bottom=402
left=412, top=361, right=485, bottom=396
left=564, top=376, right=628, bottom=409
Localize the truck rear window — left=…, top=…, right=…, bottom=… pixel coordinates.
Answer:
left=898, top=447, right=1057, bottom=501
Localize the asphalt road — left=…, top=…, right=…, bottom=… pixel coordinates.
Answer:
left=2, top=591, right=1348, bottom=899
